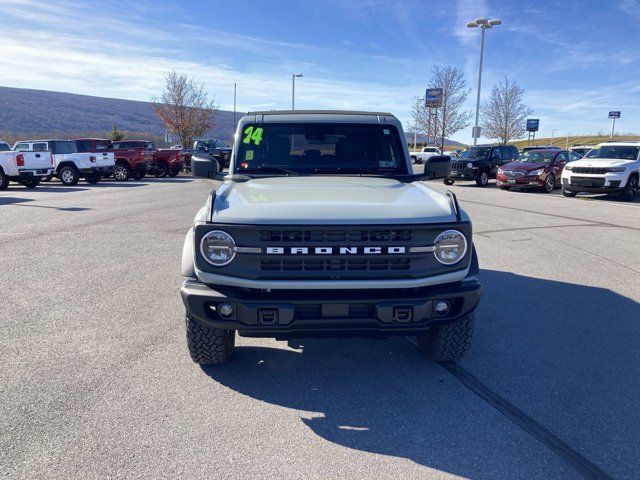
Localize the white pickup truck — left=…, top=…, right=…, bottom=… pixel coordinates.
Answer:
left=410, top=146, right=441, bottom=164
left=14, top=139, right=115, bottom=186
left=0, top=140, right=54, bottom=189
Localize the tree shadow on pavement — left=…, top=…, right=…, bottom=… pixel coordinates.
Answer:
left=202, top=270, right=638, bottom=478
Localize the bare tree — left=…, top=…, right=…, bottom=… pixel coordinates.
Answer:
left=153, top=71, right=217, bottom=148
left=481, top=78, right=533, bottom=145
left=410, top=66, right=471, bottom=151
left=430, top=66, right=472, bottom=152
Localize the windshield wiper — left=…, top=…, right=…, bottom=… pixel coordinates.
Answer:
left=241, top=165, right=300, bottom=176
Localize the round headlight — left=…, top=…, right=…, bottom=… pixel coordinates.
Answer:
left=466, top=162, right=474, bottom=169
left=433, top=230, right=468, bottom=265
left=200, top=230, right=236, bottom=266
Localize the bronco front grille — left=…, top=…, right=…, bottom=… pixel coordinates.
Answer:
left=260, top=258, right=411, bottom=272
left=260, top=229, right=412, bottom=243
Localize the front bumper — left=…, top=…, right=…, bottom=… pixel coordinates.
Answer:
left=181, top=277, right=482, bottom=337
left=561, top=174, right=625, bottom=193
left=449, top=168, right=477, bottom=180
left=496, top=174, right=543, bottom=188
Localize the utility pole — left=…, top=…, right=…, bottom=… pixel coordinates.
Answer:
left=551, top=128, right=557, bottom=145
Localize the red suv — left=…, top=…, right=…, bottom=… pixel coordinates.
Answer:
left=497, top=149, right=580, bottom=193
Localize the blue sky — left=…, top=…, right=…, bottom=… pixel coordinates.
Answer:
left=0, top=0, right=638, bottom=142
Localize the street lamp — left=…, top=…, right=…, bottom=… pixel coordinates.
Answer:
left=466, top=17, right=502, bottom=145
left=292, top=73, right=303, bottom=110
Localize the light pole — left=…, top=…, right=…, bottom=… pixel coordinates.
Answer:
left=466, top=18, right=502, bottom=145
left=233, top=82, right=237, bottom=131
left=551, top=128, right=557, bottom=145
left=292, top=73, right=303, bottom=110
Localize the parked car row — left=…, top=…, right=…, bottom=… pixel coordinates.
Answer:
left=437, top=141, right=640, bottom=201
left=0, top=138, right=193, bottom=189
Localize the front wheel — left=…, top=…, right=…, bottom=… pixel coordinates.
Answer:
left=417, top=314, right=474, bottom=361
left=155, top=162, right=168, bottom=178
left=185, top=313, right=235, bottom=365
left=443, top=178, right=455, bottom=186
left=21, top=178, right=40, bottom=189
left=58, top=166, right=79, bottom=186
left=475, top=171, right=489, bottom=187
left=113, top=163, right=131, bottom=181
left=562, top=186, right=577, bottom=197
left=620, top=175, right=638, bottom=202
left=542, top=174, right=555, bottom=193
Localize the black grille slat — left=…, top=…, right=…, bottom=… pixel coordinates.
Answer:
left=260, top=229, right=412, bottom=243
left=572, top=167, right=607, bottom=174
left=451, top=161, right=466, bottom=171
left=260, top=258, right=411, bottom=272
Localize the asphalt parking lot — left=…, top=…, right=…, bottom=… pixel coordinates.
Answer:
left=1, top=176, right=638, bottom=480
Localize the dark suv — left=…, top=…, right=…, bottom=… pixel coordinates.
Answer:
left=445, top=144, right=519, bottom=187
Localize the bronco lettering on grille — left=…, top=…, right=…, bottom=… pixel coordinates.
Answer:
left=265, top=246, right=406, bottom=255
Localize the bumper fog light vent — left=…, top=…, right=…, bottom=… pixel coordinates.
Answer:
left=218, top=303, right=234, bottom=318
left=434, top=301, right=451, bottom=317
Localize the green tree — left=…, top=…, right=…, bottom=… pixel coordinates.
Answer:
left=108, top=124, right=125, bottom=142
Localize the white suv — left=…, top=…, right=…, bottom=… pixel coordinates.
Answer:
left=561, top=142, right=639, bottom=201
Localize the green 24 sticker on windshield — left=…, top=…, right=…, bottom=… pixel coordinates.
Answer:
left=243, top=126, right=264, bottom=145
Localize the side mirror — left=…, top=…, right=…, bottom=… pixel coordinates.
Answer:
left=191, top=154, right=224, bottom=180
left=423, top=155, right=451, bottom=179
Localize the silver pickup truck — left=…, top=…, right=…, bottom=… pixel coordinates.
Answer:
left=181, top=110, right=482, bottom=365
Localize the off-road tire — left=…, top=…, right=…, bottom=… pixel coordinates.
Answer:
left=417, top=314, right=474, bottom=361
left=155, top=162, right=168, bottom=178
left=21, top=178, right=40, bottom=188
left=620, top=174, right=638, bottom=202
left=114, top=163, right=131, bottom=181
left=443, top=178, right=455, bottom=186
left=185, top=312, right=235, bottom=365
left=84, top=173, right=101, bottom=184
left=59, top=166, right=79, bottom=186
left=562, top=186, right=577, bottom=197
left=168, top=170, right=180, bottom=177
left=475, top=171, right=489, bottom=187
left=0, top=168, right=9, bottom=190
left=543, top=174, right=555, bottom=193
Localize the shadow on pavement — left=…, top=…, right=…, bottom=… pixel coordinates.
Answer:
left=0, top=197, right=33, bottom=206
left=22, top=186, right=89, bottom=193
left=201, top=270, right=638, bottom=478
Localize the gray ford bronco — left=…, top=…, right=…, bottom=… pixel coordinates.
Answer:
left=181, top=111, right=482, bottom=365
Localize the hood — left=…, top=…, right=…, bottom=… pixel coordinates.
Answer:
left=501, top=161, right=550, bottom=171
left=569, top=158, right=634, bottom=168
left=211, top=176, right=458, bottom=225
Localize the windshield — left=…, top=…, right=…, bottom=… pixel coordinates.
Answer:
left=584, top=145, right=639, bottom=160
left=514, top=151, right=555, bottom=163
left=235, top=123, right=408, bottom=175
left=459, top=147, right=490, bottom=159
